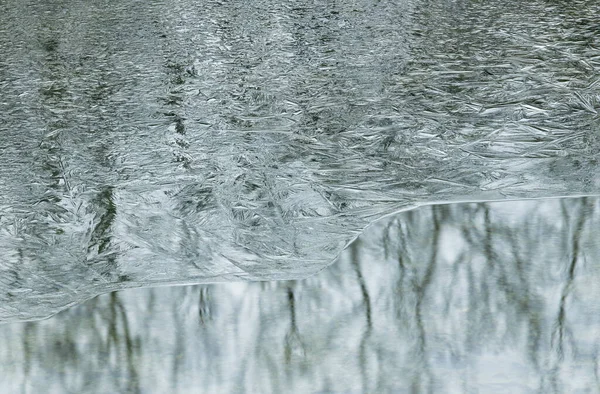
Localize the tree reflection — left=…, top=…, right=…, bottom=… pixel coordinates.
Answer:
left=3, top=197, right=600, bottom=392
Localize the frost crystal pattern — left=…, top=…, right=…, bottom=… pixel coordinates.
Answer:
left=0, top=0, right=599, bottom=321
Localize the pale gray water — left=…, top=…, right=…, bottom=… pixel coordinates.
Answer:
left=0, top=0, right=599, bottom=319
left=2, top=197, right=600, bottom=393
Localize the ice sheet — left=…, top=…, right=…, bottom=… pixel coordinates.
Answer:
left=1, top=0, right=599, bottom=321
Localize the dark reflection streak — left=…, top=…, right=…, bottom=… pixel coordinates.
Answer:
left=106, top=292, right=122, bottom=390
left=117, top=297, right=140, bottom=394
left=350, top=240, right=372, bottom=393
left=483, top=207, right=494, bottom=269
left=443, top=207, right=469, bottom=318
left=507, top=229, right=542, bottom=371
left=284, top=282, right=305, bottom=376
left=481, top=207, right=494, bottom=326
left=288, top=287, right=296, bottom=331
left=284, top=285, right=297, bottom=364
left=21, top=322, right=34, bottom=394
left=558, top=201, right=571, bottom=258
left=171, top=300, right=184, bottom=391
left=395, top=222, right=409, bottom=329
left=198, top=286, right=211, bottom=325
left=463, top=207, right=492, bottom=353
left=415, top=207, right=440, bottom=332
left=107, top=292, right=140, bottom=394
left=494, top=216, right=547, bottom=379
left=351, top=242, right=372, bottom=329
left=553, top=198, right=589, bottom=361
left=412, top=206, right=440, bottom=392
left=107, top=292, right=118, bottom=353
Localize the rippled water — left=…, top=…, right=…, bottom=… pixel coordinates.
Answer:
left=2, top=197, right=600, bottom=393
left=1, top=0, right=599, bottom=320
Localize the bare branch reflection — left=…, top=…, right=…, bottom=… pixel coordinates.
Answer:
left=3, top=197, right=600, bottom=392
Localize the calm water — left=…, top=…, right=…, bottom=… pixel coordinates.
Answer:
left=2, top=197, right=600, bottom=393
left=1, top=0, right=600, bottom=321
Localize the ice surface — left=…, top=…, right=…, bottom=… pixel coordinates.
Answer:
left=1, top=0, right=599, bottom=321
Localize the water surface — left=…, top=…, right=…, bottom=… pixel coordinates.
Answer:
left=2, top=197, right=600, bottom=393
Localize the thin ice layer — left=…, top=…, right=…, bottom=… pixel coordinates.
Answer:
left=0, top=0, right=599, bottom=321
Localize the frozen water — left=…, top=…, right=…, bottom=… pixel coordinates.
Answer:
left=1, top=0, right=599, bottom=321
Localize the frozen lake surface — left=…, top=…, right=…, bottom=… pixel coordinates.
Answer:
left=1, top=0, right=599, bottom=321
